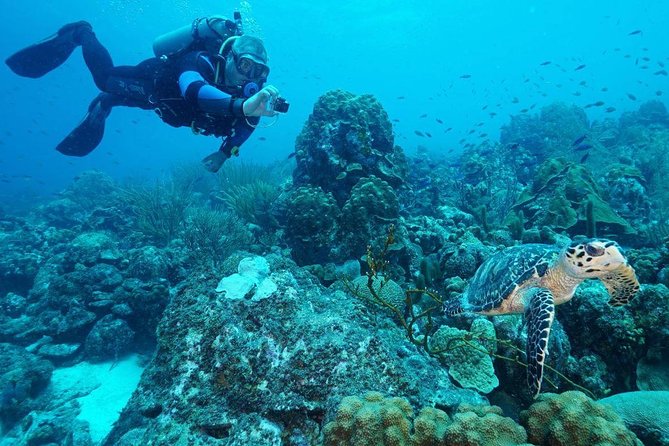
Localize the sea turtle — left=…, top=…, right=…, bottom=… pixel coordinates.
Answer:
left=444, top=238, right=640, bottom=397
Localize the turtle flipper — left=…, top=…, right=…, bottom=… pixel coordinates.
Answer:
left=525, top=287, right=555, bottom=398
left=601, top=264, right=640, bottom=306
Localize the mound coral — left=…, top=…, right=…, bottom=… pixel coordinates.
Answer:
left=323, top=392, right=529, bottom=446
left=293, top=90, right=406, bottom=205
left=283, top=186, right=341, bottom=265
left=339, top=175, right=400, bottom=259
left=600, top=391, right=669, bottom=446
left=442, top=404, right=530, bottom=446
left=520, top=390, right=642, bottom=445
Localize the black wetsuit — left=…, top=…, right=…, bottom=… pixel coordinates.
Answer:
left=77, top=28, right=259, bottom=157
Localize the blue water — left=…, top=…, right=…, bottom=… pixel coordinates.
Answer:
left=0, top=0, right=667, bottom=206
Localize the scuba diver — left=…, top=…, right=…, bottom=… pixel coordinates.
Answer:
left=5, top=13, right=288, bottom=172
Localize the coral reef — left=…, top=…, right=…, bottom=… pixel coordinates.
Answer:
left=1, top=91, right=669, bottom=445
left=500, top=102, right=589, bottom=161
left=511, top=157, right=635, bottom=238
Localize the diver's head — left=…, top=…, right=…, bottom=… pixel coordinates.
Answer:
left=219, top=36, right=269, bottom=92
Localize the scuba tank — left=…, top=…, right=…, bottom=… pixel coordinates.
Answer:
left=153, top=12, right=243, bottom=58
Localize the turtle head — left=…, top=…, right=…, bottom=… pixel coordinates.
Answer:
left=560, top=239, right=629, bottom=279
left=561, top=238, right=640, bottom=306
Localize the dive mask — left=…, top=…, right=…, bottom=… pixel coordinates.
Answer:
left=232, top=50, right=270, bottom=80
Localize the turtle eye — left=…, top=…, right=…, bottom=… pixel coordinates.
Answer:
left=585, top=243, right=605, bottom=256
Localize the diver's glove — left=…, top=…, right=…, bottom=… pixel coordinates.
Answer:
left=243, top=85, right=280, bottom=117
left=202, top=150, right=229, bottom=173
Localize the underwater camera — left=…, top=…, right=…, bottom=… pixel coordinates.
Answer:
left=273, top=97, right=290, bottom=113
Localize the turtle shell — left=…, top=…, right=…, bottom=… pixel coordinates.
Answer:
left=463, top=244, right=559, bottom=312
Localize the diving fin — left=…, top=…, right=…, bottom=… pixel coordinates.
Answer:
left=56, top=93, right=112, bottom=157
left=202, top=150, right=230, bottom=173
left=5, top=21, right=91, bottom=78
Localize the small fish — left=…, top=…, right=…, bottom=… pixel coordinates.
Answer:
left=258, top=136, right=267, bottom=141
left=627, top=93, right=637, bottom=100
left=419, top=113, right=428, bottom=118
left=605, top=107, right=616, bottom=113
left=287, top=152, right=296, bottom=159
left=508, top=142, right=520, bottom=150
left=460, top=74, right=472, bottom=78
left=414, top=130, right=425, bottom=137
left=445, top=127, right=453, bottom=132
left=580, top=152, right=590, bottom=163
left=656, top=90, right=663, bottom=96
left=468, top=129, right=476, bottom=135
left=436, top=118, right=443, bottom=124
left=520, top=108, right=529, bottom=113
left=425, top=132, right=432, bottom=138
left=575, top=64, right=587, bottom=71
left=512, top=97, right=519, bottom=104
left=540, top=60, right=552, bottom=66
left=574, top=143, right=593, bottom=151
left=593, top=101, right=605, bottom=107
left=392, top=119, right=400, bottom=122
left=654, top=69, right=668, bottom=76
left=397, top=96, right=406, bottom=99
left=628, top=29, right=642, bottom=36
left=601, top=87, right=608, bottom=92
left=573, top=134, right=587, bottom=145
